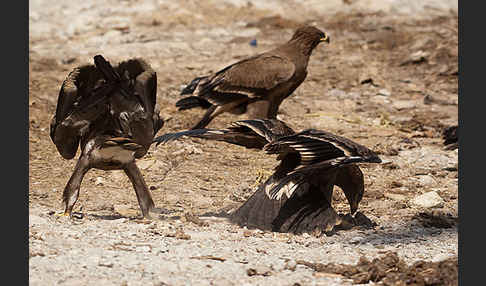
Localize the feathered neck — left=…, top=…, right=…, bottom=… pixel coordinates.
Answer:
left=286, top=33, right=320, bottom=57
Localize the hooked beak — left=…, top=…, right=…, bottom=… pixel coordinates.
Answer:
left=320, top=34, right=330, bottom=44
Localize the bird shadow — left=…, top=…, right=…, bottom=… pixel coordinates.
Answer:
left=88, top=213, right=125, bottom=220
left=80, top=207, right=181, bottom=221
left=348, top=214, right=458, bottom=246
left=198, top=206, right=457, bottom=246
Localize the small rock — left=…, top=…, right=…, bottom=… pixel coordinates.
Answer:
left=284, top=259, right=297, bottom=271
left=384, top=193, right=407, bottom=201
left=349, top=236, right=364, bottom=244
left=392, top=100, right=416, bottom=110
left=390, top=181, right=403, bottom=188
left=377, top=89, right=391, bottom=96
left=401, top=50, right=428, bottom=65
left=328, top=88, right=347, bottom=98
left=367, top=200, right=395, bottom=211
left=410, top=50, right=428, bottom=62
left=103, top=30, right=122, bottom=38
left=114, top=204, right=138, bottom=217
left=166, top=228, right=191, bottom=240
left=136, top=245, right=151, bottom=252
left=98, top=262, right=114, bottom=268
left=371, top=96, right=392, bottom=107
left=409, top=191, right=444, bottom=209
left=188, top=146, right=203, bottom=154
left=247, top=265, right=272, bottom=276
left=415, top=175, right=437, bottom=187
left=95, top=177, right=105, bottom=186
left=243, top=230, right=252, bottom=237
left=172, top=149, right=186, bottom=156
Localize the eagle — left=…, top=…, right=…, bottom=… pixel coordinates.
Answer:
left=153, top=119, right=381, bottom=233
left=442, top=125, right=458, bottom=150
left=176, top=26, right=330, bottom=129
left=50, top=55, right=164, bottom=218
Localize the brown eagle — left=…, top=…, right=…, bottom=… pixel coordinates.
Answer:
left=176, top=26, right=330, bottom=129
left=50, top=55, right=164, bottom=218
left=153, top=119, right=381, bottom=233
left=442, top=125, right=458, bottom=150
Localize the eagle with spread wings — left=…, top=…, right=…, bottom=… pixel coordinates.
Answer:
left=154, top=119, right=381, bottom=233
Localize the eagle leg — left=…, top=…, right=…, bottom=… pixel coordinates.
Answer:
left=190, top=105, right=218, bottom=130
left=123, top=161, right=155, bottom=219
left=61, top=156, right=90, bottom=217
left=251, top=165, right=273, bottom=190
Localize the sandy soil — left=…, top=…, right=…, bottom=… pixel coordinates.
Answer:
left=29, top=0, right=458, bottom=285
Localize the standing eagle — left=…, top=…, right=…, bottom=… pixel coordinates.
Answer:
left=176, top=26, right=330, bottom=129
left=50, top=55, right=164, bottom=218
left=154, top=119, right=381, bottom=233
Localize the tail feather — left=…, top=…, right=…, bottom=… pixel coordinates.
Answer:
left=230, top=182, right=340, bottom=234
left=94, top=55, right=120, bottom=83
left=180, top=76, right=208, bottom=95
left=176, top=96, right=212, bottom=110
left=153, top=128, right=225, bottom=146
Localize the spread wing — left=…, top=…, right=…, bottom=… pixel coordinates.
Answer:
left=193, top=55, right=296, bottom=105
left=262, top=129, right=382, bottom=200
left=153, top=119, right=295, bottom=149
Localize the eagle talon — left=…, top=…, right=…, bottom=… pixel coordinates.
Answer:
left=251, top=167, right=273, bottom=189
left=55, top=211, right=72, bottom=218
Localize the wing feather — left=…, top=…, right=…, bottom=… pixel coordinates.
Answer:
left=194, top=55, right=296, bottom=101
left=262, top=129, right=381, bottom=200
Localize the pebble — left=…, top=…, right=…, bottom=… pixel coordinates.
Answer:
left=377, top=89, right=391, bottom=96
left=113, top=205, right=138, bottom=217
left=392, top=100, right=416, bottom=110
left=384, top=193, right=407, bottom=201
left=95, top=177, right=105, bottom=186
left=349, top=236, right=364, bottom=244
left=328, top=88, right=347, bottom=98
left=409, top=191, right=445, bottom=209
left=247, top=265, right=273, bottom=276
left=415, top=175, right=437, bottom=187
left=285, top=259, right=297, bottom=271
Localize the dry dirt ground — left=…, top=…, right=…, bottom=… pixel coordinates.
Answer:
left=29, top=0, right=458, bottom=285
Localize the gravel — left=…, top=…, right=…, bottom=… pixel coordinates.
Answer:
left=29, top=204, right=457, bottom=286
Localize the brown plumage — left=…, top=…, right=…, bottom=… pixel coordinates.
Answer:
left=153, top=119, right=381, bottom=233
left=50, top=55, right=164, bottom=218
left=442, top=125, right=458, bottom=150
left=176, top=26, right=330, bottom=129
